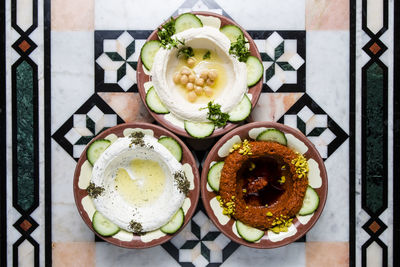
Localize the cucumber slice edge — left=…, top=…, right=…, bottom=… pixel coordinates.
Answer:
left=158, top=136, right=183, bottom=162
left=207, top=161, right=225, bottom=192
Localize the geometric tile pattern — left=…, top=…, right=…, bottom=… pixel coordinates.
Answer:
left=95, top=30, right=152, bottom=93
left=248, top=31, right=306, bottom=93
left=52, top=94, right=124, bottom=160
left=278, top=94, right=348, bottom=160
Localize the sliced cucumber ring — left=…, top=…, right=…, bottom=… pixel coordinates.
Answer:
left=298, top=186, right=320, bottom=216
left=158, top=136, right=183, bottom=162
left=86, top=139, right=111, bottom=165
left=207, top=161, right=224, bottom=192
left=145, top=86, right=169, bottom=114
left=92, top=211, right=120, bottom=237
left=184, top=121, right=215, bottom=138
left=160, top=208, right=185, bottom=234
left=228, top=94, right=252, bottom=122
left=141, top=40, right=161, bottom=71
left=246, top=55, right=264, bottom=87
left=256, top=129, right=287, bottom=146
left=175, top=13, right=203, bottom=33
left=236, top=220, right=264, bottom=242
left=220, top=25, right=244, bottom=43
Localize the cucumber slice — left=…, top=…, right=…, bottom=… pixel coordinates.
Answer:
left=92, top=211, right=120, bottom=237
left=228, top=94, right=252, bottom=122
left=207, top=161, right=224, bottom=192
left=184, top=121, right=215, bottom=138
left=246, top=56, right=264, bottom=87
left=299, top=186, right=320, bottom=216
left=236, top=220, right=264, bottom=242
left=175, top=13, right=203, bottom=33
left=160, top=208, right=184, bottom=234
left=256, top=129, right=287, bottom=146
left=220, top=25, right=244, bottom=43
left=86, top=139, right=111, bottom=165
left=158, top=136, right=182, bottom=162
left=146, top=86, right=169, bottom=114
left=141, top=40, right=161, bottom=71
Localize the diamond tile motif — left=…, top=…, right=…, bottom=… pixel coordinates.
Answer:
left=162, top=206, right=239, bottom=266
left=95, top=30, right=152, bottom=92
left=278, top=94, right=347, bottom=159
left=52, top=94, right=124, bottom=160
left=249, top=31, right=305, bottom=93
left=175, top=0, right=227, bottom=16
left=362, top=217, right=387, bottom=237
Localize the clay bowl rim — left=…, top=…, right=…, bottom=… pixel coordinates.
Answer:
left=200, top=121, right=328, bottom=249
left=136, top=11, right=263, bottom=139
left=73, top=122, right=201, bottom=249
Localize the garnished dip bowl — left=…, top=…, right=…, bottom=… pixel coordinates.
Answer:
left=73, top=123, right=200, bottom=248
left=137, top=12, right=263, bottom=138
left=201, top=122, right=328, bottom=248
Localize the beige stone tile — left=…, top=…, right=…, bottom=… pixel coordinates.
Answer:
left=306, top=242, right=349, bottom=267
left=52, top=242, right=95, bottom=267
left=98, top=92, right=154, bottom=123
left=306, top=0, right=349, bottom=30
left=52, top=0, right=94, bottom=31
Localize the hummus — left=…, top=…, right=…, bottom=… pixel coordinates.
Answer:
left=90, top=133, right=188, bottom=233
left=219, top=141, right=309, bottom=230
left=151, top=26, right=247, bottom=122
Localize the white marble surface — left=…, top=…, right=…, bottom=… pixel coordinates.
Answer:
left=51, top=31, right=94, bottom=133
left=306, top=30, right=350, bottom=134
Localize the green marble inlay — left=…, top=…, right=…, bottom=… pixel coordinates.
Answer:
left=16, top=61, right=35, bottom=211
left=365, top=62, right=385, bottom=214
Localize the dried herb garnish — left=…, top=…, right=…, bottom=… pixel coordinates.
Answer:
left=200, top=101, right=230, bottom=128
left=129, top=131, right=145, bottom=147
left=86, top=182, right=104, bottom=199
left=229, top=35, right=250, bottom=62
left=129, top=220, right=143, bottom=234
left=177, top=46, right=194, bottom=59
left=203, top=50, right=211, bottom=59
left=173, top=171, right=190, bottom=196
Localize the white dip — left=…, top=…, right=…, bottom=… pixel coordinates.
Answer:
left=151, top=26, right=247, bottom=122
left=90, top=134, right=187, bottom=232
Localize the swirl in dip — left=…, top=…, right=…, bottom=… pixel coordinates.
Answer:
left=90, top=134, right=187, bottom=233
left=151, top=26, right=247, bottom=122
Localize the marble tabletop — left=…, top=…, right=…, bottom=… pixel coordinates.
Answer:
left=2, top=0, right=399, bottom=266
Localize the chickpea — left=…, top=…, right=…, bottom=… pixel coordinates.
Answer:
left=186, top=82, right=194, bottom=91
left=195, top=77, right=205, bottom=86
left=206, top=78, right=214, bottom=86
left=194, top=86, right=203, bottom=96
left=204, top=86, right=213, bottom=97
left=180, top=75, right=189, bottom=85
left=180, top=67, right=191, bottom=75
left=208, top=69, right=218, bottom=80
left=187, top=57, right=196, bottom=68
left=200, top=70, right=208, bottom=79
left=188, top=74, right=196, bottom=83
left=188, top=91, right=197, bottom=102
left=173, top=72, right=181, bottom=84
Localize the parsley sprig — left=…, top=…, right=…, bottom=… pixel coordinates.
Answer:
left=229, top=35, right=250, bottom=62
left=200, top=101, right=230, bottom=128
left=177, top=46, right=194, bottom=59
left=157, top=17, right=185, bottom=49
left=203, top=50, right=211, bottom=59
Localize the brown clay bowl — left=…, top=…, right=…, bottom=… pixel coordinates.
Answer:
left=201, top=121, right=328, bottom=248
left=73, top=122, right=200, bottom=248
left=137, top=11, right=263, bottom=139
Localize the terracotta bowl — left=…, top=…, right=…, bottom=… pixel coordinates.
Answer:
left=137, top=11, right=263, bottom=139
left=201, top=121, right=328, bottom=248
left=73, top=122, right=200, bottom=248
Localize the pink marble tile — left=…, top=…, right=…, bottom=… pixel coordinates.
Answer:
left=306, top=0, right=349, bottom=30
left=249, top=93, right=304, bottom=122
left=52, top=242, right=95, bottom=267
left=52, top=0, right=94, bottom=31
left=98, top=92, right=154, bottom=123
left=306, top=242, right=349, bottom=267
